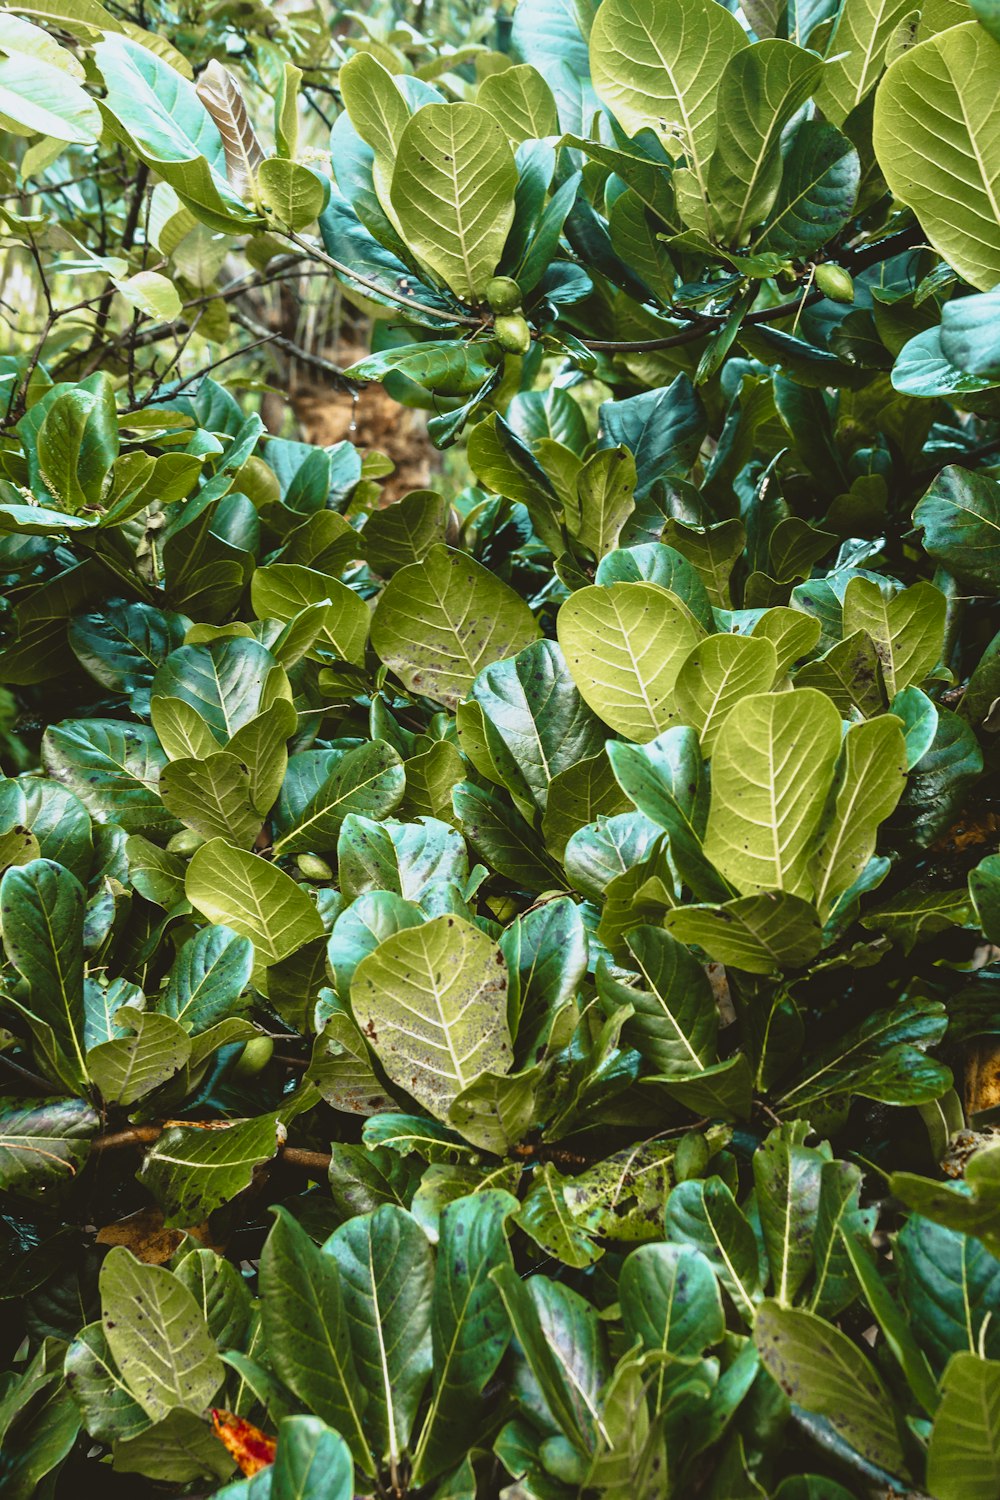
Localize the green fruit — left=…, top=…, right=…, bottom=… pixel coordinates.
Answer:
left=485, top=275, right=522, bottom=314
left=674, top=1130, right=711, bottom=1182
left=231, top=1035, right=274, bottom=1081
left=167, top=828, right=206, bottom=855
left=296, top=853, right=333, bottom=882
left=494, top=313, right=531, bottom=355
left=814, top=262, right=855, bottom=304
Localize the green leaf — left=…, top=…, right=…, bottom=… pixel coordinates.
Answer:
left=469, top=639, right=605, bottom=812
left=708, top=42, right=823, bottom=243
left=756, top=121, right=860, bottom=256
left=351, top=914, right=513, bottom=1120
left=810, top=714, right=908, bottom=920
left=557, top=582, right=704, bottom=741
left=362, top=489, right=448, bottom=576
left=152, top=639, right=287, bottom=741
left=251, top=566, right=370, bottom=665
left=620, top=1241, right=724, bottom=1369
left=541, top=751, right=631, bottom=862
left=597, top=924, right=717, bottom=1075
left=35, top=379, right=117, bottom=511
left=87, top=1012, right=191, bottom=1106
left=0, top=48, right=100, bottom=143
left=271, top=742, right=405, bottom=857
left=478, top=63, right=558, bottom=142
left=841, top=1236, right=939, bottom=1415
left=598, top=376, right=706, bottom=497
left=665, top=1176, right=761, bottom=1320
left=940, top=286, right=1000, bottom=377
left=776, top=996, right=950, bottom=1112
left=328, top=1205, right=433, bottom=1464
left=514, top=1162, right=603, bottom=1268
left=347, top=342, right=496, bottom=396
left=753, top=1121, right=826, bottom=1306
left=158, top=924, right=253, bottom=1031
left=63, top=1323, right=149, bottom=1443
left=111, top=1408, right=235, bottom=1483
left=338, top=815, right=468, bottom=903
left=95, top=35, right=260, bottom=229
left=817, top=0, right=916, bottom=124
left=490, top=1266, right=600, bottom=1452
left=372, top=544, right=541, bottom=709
left=891, top=1145, right=1000, bottom=1257
left=42, top=720, right=175, bottom=836
left=665, top=892, right=823, bottom=973
left=390, top=103, right=517, bottom=302
left=99, top=1246, right=224, bottom=1420
left=138, top=1114, right=280, bottom=1226
left=754, top=1302, right=907, bottom=1476
left=449, top=1063, right=542, bottom=1153
left=897, top=1215, right=1000, bottom=1373
left=927, top=1354, right=1000, bottom=1500
left=913, top=466, right=1000, bottom=588
left=260, top=1208, right=371, bottom=1468
left=596, top=542, right=714, bottom=630
left=160, top=752, right=262, bottom=847
left=500, top=895, right=588, bottom=1059
left=257, top=158, right=327, bottom=230
left=411, top=1191, right=516, bottom=1484
left=670, top=632, right=779, bottom=756
left=811, top=1159, right=877, bottom=1317
left=0, top=858, right=87, bottom=1091
left=703, top=688, right=842, bottom=898
left=186, top=838, right=324, bottom=965
left=0, top=1097, right=98, bottom=1200
left=590, top=0, right=747, bottom=233
left=873, top=23, right=1000, bottom=291
left=308, top=1008, right=393, bottom=1116
left=570, top=447, right=637, bottom=560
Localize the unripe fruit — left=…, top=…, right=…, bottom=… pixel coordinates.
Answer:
left=167, top=829, right=206, bottom=855
left=674, top=1129, right=711, bottom=1183
left=486, top=275, right=522, bottom=314
left=296, top=853, right=333, bottom=882
left=814, top=262, right=855, bottom=304
left=231, top=1035, right=274, bottom=1081
left=494, top=313, right=531, bottom=355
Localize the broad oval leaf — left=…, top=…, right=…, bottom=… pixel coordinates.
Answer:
left=351, top=914, right=514, bottom=1120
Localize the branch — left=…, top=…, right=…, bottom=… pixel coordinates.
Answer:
left=229, top=308, right=354, bottom=390
left=580, top=288, right=822, bottom=354
left=284, top=229, right=483, bottom=328
left=91, top=1123, right=332, bottom=1177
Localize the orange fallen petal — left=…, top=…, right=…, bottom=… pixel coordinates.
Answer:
left=211, top=1409, right=277, bottom=1476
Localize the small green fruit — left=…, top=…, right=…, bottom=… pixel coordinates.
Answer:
left=814, top=262, right=855, bottom=304
left=166, top=828, right=206, bottom=855
left=674, top=1130, right=711, bottom=1182
left=485, top=275, right=522, bottom=314
left=296, top=853, right=333, bottom=882
left=231, top=1035, right=274, bottom=1081
left=494, top=313, right=531, bottom=355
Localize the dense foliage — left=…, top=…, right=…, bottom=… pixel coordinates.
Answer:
left=0, top=0, right=999, bottom=1495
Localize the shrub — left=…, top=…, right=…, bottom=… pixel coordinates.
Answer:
left=0, top=0, right=998, bottom=1495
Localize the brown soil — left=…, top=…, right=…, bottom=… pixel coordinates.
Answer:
left=291, top=376, right=436, bottom=503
